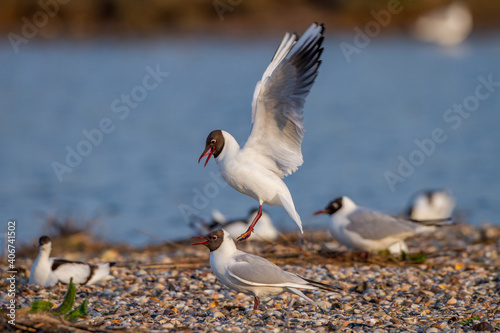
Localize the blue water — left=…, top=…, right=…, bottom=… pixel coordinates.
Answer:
left=1, top=33, right=499, bottom=246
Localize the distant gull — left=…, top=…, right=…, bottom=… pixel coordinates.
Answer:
left=407, top=189, right=456, bottom=221
left=198, top=23, right=325, bottom=241
left=29, top=236, right=115, bottom=287
left=411, top=1, right=472, bottom=46
left=192, top=229, right=338, bottom=310
left=189, top=208, right=279, bottom=241
left=314, top=196, right=452, bottom=256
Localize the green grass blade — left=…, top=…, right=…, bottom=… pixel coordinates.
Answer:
left=51, top=278, right=76, bottom=315
left=29, top=300, right=54, bottom=313
left=66, top=296, right=89, bottom=322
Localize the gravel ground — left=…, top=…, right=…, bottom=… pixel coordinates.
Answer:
left=1, top=224, right=499, bottom=332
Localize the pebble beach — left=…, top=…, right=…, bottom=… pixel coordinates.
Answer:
left=2, top=224, right=499, bottom=332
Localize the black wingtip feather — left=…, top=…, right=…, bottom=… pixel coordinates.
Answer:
left=299, top=275, right=342, bottom=292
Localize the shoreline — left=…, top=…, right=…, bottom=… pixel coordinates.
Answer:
left=2, top=0, right=500, bottom=41
left=2, top=224, right=499, bottom=332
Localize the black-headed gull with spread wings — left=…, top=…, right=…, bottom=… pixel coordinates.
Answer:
left=314, top=196, right=452, bottom=256
left=199, top=23, right=325, bottom=242
left=192, top=229, right=338, bottom=310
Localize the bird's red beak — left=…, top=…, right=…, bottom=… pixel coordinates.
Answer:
left=198, top=146, right=215, bottom=167
left=192, top=236, right=209, bottom=246
left=313, top=209, right=327, bottom=216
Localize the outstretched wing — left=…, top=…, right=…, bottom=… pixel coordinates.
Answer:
left=243, top=23, right=324, bottom=178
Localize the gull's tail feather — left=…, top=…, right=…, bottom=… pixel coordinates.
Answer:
left=279, top=193, right=303, bottom=233
left=287, top=287, right=318, bottom=308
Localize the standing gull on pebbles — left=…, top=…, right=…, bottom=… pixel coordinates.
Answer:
left=198, top=23, right=325, bottom=241
left=314, top=196, right=452, bottom=256
left=29, top=236, right=115, bottom=287
left=192, top=229, right=338, bottom=311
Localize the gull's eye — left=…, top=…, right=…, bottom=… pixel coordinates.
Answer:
left=211, top=139, right=216, bottom=145
left=212, top=235, right=217, bottom=240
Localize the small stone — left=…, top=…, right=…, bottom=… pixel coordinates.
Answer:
left=343, top=304, right=353, bottom=311
left=331, top=302, right=342, bottom=310
left=317, top=300, right=331, bottom=310
left=136, top=269, right=148, bottom=276
left=137, top=296, right=149, bottom=305
left=393, top=297, right=404, bottom=305
left=127, top=285, right=139, bottom=293
left=472, top=322, right=494, bottom=332
left=326, top=321, right=337, bottom=331
left=446, top=297, right=457, bottom=305
left=213, top=311, right=225, bottom=319
left=472, top=311, right=485, bottom=318
left=352, top=281, right=369, bottom=293
left=153, top=283, right=166, bottom=290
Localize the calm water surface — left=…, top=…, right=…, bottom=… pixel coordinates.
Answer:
left=1, top=33, right=499, bottom=245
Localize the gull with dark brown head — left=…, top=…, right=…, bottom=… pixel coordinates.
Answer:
left=192, top=229, right=338, bottom=311
left=198, top=23, right=325, bottom=241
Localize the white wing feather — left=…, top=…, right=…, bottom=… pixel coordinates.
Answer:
left=227, top=253, right=313, bottom=288
left=243, top=23, right=324, bottom=178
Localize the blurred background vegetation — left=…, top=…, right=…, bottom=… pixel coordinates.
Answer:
left=1, top=0, right=499, bottom=38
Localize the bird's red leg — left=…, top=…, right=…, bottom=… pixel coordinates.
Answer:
left=237, top=205, right=262, bottom=242
left=358, top=251, right=370, bottom=260
left=253, top=296, right=260, bottom=310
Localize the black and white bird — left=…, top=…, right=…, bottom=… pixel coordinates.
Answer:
left=192, top=229, right=338, bottom=310
left=189, top=208, right=279, bottom=241
left=29, top=236, right=115, bottom=287
left=314, top=196, right=452, bottom=255
left=198, top=23, right=325, bottom=242
left=407, top=189, right=455, bottom=221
